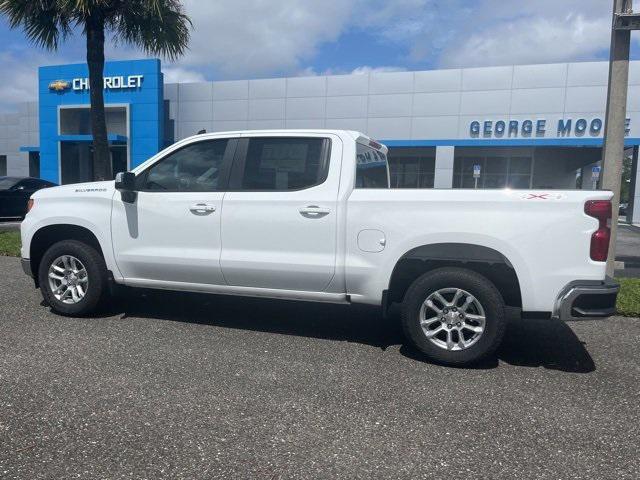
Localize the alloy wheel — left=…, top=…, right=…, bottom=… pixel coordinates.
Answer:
left=419, top=287, right=486, bottom=351
left=47, top=255, right=89, bottom=304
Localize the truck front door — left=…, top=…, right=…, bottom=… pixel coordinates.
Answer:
left=111, top=138, right=235, bottom=286
left=220, top=134, right=340, bottom=292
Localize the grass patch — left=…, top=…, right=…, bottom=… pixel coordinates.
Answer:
left=0, top=231, right=21, bottom=257
left=616, top=278, right=640, bottom=317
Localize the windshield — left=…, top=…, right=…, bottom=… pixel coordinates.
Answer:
left=0, top=178, right=18, bottom=190
left=355, top=144, right=390, bottom=188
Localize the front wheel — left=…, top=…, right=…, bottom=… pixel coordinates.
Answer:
left=401, top=267, right=507, bottom=366
left=38, top=240, right=109, bottom=316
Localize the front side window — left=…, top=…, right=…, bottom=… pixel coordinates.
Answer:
left=355, top=144, right=390, bottom=188
left=236, top=137, right=329, bottom=191
left=138, top=139, right=229, bottom=192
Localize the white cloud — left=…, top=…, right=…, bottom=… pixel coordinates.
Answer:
left=0, top=51, right=58, bottom=113
left=0, top=0, right=634, bottom=112
left=309, top=0, right=626, bottom=70
left=295, top=66, right=322, bottom=77
left=162, top=66, right=206, bottom=83
left=296, top=65, right=406, bottom=77
left=360, top=0, right=622, bottom=68
left=438, top=2, right=614, bottom=68
left=349, top=66, right=407, bottom=75
left=174, top=0, right=359, bottom=76
left=172, top=0, right=624, bottom=76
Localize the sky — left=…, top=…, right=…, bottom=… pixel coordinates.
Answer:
left=0, top=0, right=639, bottom=112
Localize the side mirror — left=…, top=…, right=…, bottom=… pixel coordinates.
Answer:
left=115, top=171, right=136, bottom=191
left=115, top=172, right=137, bottom=203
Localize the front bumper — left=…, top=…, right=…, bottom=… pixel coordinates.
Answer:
left=554, top=276, right=619, bottom=321
left=21, top=258, right=32, bottom=278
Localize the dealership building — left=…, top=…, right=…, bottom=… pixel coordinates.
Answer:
left=0, top=58, right=639, bottom=223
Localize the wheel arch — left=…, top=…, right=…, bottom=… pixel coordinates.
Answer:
left=386, top=242, right=523, bottom=309
left=29, top=224, right=106, bottom=285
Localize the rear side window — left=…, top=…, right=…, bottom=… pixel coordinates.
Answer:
left=138, top=139, right=229, bottom=192
left=234, top=137, right=330, bottom=191
left=356, top=143, right=389, bottom=188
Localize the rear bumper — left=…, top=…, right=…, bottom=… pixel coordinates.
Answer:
left=554, top=276, right=619, bottom=321
left=21, top=258, right=32, bottom=277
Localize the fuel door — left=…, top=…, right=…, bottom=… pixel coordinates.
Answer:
left=358, top=229, right=386, bottom=253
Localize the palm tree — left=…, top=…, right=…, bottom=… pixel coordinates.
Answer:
left=0, top=0, right=191, bottom=181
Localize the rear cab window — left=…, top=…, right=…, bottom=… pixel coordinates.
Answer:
left=230, top=137, right=331, bottom=191
left=355, top=142, right=390, bottom=188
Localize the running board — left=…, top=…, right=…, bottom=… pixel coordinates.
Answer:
left=121, top=278, right=350, bottom=304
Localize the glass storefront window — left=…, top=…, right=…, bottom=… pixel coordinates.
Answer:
left=484, top=174, right=507, bottom=189
left=387, top=148, right=436, bottom=188
left=485, top=157, right=508, bottom=174
left=454, top=152, right=533, bottom=189
left=509, top=156, right=532, bottom=174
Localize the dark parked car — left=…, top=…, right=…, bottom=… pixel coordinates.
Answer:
left=0, top=177, right=57, bottom=219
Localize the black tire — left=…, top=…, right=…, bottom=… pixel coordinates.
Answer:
left=38, top=239, right=109, bottom=316
left=401, top=267, right=507, bottom=366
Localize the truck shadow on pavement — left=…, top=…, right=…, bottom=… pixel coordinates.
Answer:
left=110, top=289, right=595, bottom=374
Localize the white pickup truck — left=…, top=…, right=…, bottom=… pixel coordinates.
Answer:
left=20, top=129, right=619, bottom=365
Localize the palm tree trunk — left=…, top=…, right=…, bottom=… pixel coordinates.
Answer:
left=86, top=15, right=111, bottom=181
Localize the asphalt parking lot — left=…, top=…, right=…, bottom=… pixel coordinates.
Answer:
left=1, top=256, right=639, bottom=479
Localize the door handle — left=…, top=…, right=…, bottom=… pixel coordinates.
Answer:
left=299, top=205, right=331, bottom=217
left=189, top=203, right=216, bottom=215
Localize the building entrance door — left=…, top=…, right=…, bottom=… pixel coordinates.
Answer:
left=111, top=146, right=127, bottom=176
left=28, top=152, right=40, bottom=178
left=60, top=142, right=128, bottom=184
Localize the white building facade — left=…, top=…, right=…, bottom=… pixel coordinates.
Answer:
left=0, top=59, right=639, bottom=223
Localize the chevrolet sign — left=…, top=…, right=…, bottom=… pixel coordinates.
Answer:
left=72, top=75, right=144, bottom=91
left=48, top=79, right=71, bottom=92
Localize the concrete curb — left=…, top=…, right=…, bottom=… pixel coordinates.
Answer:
left=0, top=222, right=21, bottom=233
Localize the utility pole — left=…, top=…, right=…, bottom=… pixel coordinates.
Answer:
left=602, top=0, right=640, bottom=276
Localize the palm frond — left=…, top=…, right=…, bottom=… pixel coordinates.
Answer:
left=0, top=0, right=192, bottom=60
left=0, top=0, right=72, bottom=50
left=110, top=0, right=191, bottom=61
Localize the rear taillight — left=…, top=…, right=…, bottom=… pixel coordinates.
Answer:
left=27, top=199, right=34, bottom=213
left=585, top=200, right=612, bottom=262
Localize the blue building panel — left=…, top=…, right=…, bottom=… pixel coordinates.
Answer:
left=38, top=58, right=163, bottom=183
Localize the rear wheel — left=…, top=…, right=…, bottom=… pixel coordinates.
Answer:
left=401, top=267, right=507, bottom=366
left=38, top=240, right=109, bottom=316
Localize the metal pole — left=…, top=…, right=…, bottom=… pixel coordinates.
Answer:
left=627, top=146, right=639, bottom=223
left=601, top=0, right=632, bottom=277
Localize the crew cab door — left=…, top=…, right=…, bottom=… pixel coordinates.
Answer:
left=111, top=138, right=235, bottom=285
left=220, top=134, right=341, bottom=291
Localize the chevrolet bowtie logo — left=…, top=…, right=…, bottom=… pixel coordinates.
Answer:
left=48, top=79, right=71, bottom=92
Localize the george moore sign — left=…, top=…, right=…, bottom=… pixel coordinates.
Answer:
left=470, top=118, right=631, bottom=138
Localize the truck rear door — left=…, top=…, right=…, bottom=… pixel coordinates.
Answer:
left=219, top=133, right=341, bottom=292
